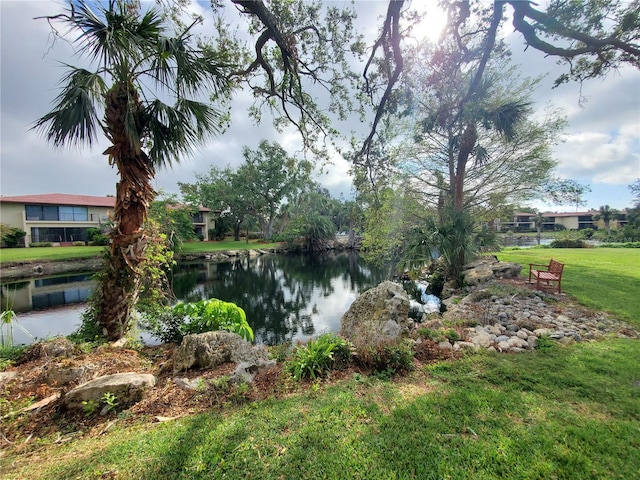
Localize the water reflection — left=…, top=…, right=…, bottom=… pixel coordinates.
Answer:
left=1, top=274, right=93, bottom=313
left=170, top=252, right=387, bottom=345
left=1, top=252, right=388, bottom=345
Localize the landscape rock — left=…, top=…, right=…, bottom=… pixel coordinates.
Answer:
left=45, top=364, right=89, bottom=386
left=438, top=284, right=639, bottom=353
left=64, top=372, right=156, bottom=410
left=339, top=281, right=412, bottom=345
left=0, top=371, right=17, bottom=386
left=172, top=331, right=268, bottom=373
left=461, top=256, right=522, bottom=287
left=230, top=359, right=277, bottom=385
left=24, top=337, right=76, bottom=360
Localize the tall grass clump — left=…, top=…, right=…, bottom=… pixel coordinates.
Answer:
left=286, top=333, right=353, bottom=380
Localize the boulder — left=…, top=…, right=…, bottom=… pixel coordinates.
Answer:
left=491, top=262, right=522, bottom=279
left=64, top=372, right=156, bottom=410
left=339, top=281, right=413, bottom=345
left=172, top=331, right=268, bottom=373
left=230, top=359, right=277, bottom=385
left=463, top=266, right=494, bottom=286
left=23, top=337, right=76, bottom=360
left=45, top=364, right=89, bottom=386
left=462, top=256, right=522, bottom=286
left=0, top=371, right=17, bottom=387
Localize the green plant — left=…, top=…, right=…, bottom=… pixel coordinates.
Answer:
left=550, top=239, right=587, bottom=248
left=144, top=298, right=253, bottom=344
left=353, top=339, right=415, bottom=375
left=417, top=327, right=445, bottom=342
left=0, top=225, right=26, bottom=248
left=0, top=344, right=27, bottom=370
left=228, top=382, right=250, bottom=405
left=286, top=334, right=352, bottom=381
left=1, top=303, right=33, bottom=348
left=443, top=328, right=461, bottom=343
left=268, top=343, right=291, bottom=363
left=101, top=392, right=119, bottom=413
left=28, top=242, right=52, bottom=247
left=535, top=334, right=555, bottom=351
left=82, top=399, right=100, bottom=417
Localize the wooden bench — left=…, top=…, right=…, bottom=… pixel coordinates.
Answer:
left=528, top=259, right=564, bottom=293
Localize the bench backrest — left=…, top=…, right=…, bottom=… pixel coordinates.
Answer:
left=549, top=259, right=564, bottom=274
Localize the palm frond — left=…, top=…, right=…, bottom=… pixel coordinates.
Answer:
left=70, top=1, right=162, bottom=75
left=148, top=35, right=231, bottom=97
left=144, top=99, right=226, bottom=169
left=32, top=67, right=106, bottom=147
left=474, top=145, right=490, bottom=166
left=485, top=101, right=531, bottom=141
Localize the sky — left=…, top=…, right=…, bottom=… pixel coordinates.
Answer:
left=1, top=0, right=638, bottom=212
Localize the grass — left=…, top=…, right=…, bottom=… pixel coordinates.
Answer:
left=0, top=246, right=106, bottom=264
left=496, top=247, right=640, bottom=327
left=0, top=239, right=281, bottom=264
left=1, top=340, right=638, bottom=479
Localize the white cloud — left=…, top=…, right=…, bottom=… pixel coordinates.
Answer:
left=554, top=131, right=639, bottom=184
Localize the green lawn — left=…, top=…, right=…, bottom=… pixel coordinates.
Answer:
left=2, top=339, right=639, bottom=479
left=0, top=239, right=281, bottom=264
left=496, top=248, right=640, bottom=326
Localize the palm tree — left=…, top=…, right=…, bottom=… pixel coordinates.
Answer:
left=594, top=205, right=618, bottom=235
left=34, top=0, right=230, bottom=340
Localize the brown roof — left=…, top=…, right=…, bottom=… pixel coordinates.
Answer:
left=541, top=211, right=594, bottom=218
left=0, top=193, right=115, bottom=208
left=0, top=194, right=210, bottom=211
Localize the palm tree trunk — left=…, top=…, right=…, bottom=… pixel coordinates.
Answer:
left=95, top=83, right=156, bottom=341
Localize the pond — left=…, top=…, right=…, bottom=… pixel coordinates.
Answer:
left=1, top=252, right=403, bottom=346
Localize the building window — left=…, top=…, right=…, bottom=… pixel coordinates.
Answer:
left=25, top=205, right=88, bottom=222
left=59, top=206, right=88, bottom=221
left=31, top=227, right=90, bottom=243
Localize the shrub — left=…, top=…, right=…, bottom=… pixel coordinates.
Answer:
left=90, top=234, right=110, bottom=246
left=535, top=334, right=555, bottom=351
left=144, top=298, right=253, bottom=344
left=0, top=225, right=26, bottom=248
left=352, top=339, right=414, bottom=376
left=73, top=241, right=86, bottom=246
left=550, top=239, right=587, bottom=248
left=29, top=242, right=52, bottom=247
left=285, top=333, right=353, bottom=381
left=443, top=328, right=461, bottom=343
left=417, top=327, right=444, bottom=342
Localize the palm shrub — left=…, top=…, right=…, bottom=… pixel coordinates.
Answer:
left=286, top=213, right=336, bottom=252
left=145, top=298, right=253, bottom=344
left=405, top=206, right=497, bottom=286
left=286, top=333, right=353, bottom=381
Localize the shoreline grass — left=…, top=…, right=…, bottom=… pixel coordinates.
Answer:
left=0, top=239, right=281, bottom=265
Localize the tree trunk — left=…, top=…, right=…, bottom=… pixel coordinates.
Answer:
left=347, top=220, right=356, bottom=249
left=95, top=83, right=155, bottom=341
left=233, top=220, right=241, bottom=241
left=453, top=122, right=477, bottom=211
